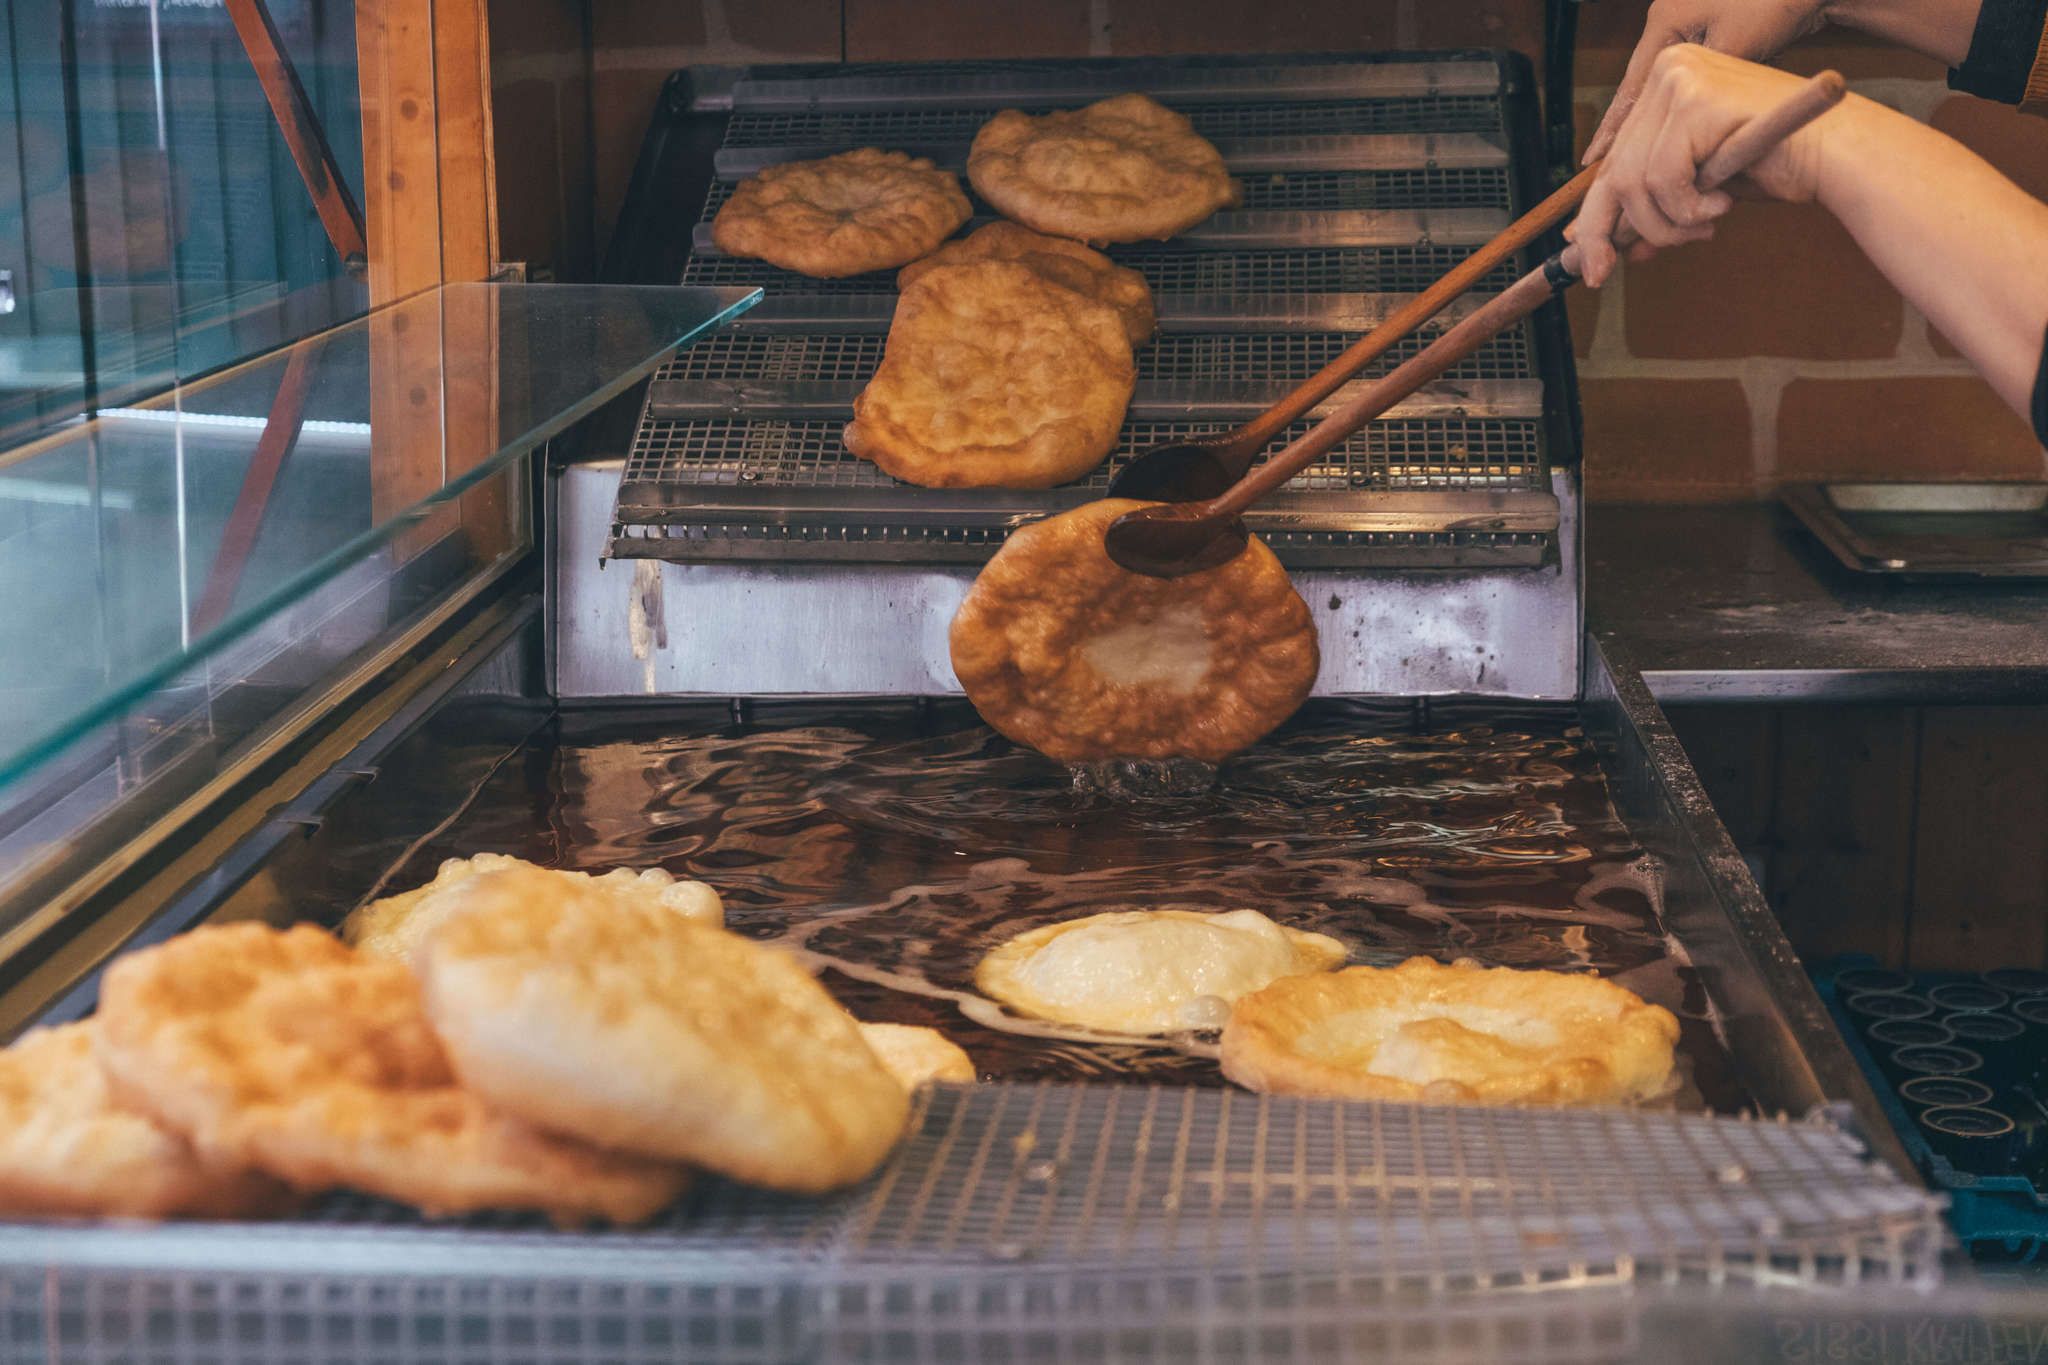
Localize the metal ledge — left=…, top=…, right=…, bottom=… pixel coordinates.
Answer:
left=712, top=131, right=1508, bottom=178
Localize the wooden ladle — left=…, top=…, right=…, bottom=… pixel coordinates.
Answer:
left=1104, top=69, right=1846, bottom=579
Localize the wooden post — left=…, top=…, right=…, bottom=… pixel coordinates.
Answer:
left=354, top=0, right=512, bottom=565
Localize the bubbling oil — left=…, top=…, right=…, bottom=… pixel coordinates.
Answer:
left=366, top=699, right=1744, bottom=1109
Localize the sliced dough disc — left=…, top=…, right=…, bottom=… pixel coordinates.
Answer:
left=96, top=923, right=685, bottom=1224
left=1221, top=956, right=1681, bottom=1106
left=417, top=868, right=910, bottom=1193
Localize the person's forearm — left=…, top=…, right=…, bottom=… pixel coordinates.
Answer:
left=1824, top=0, right=1983, bottom=67
left=1815, top=94, right=2048, bottom=411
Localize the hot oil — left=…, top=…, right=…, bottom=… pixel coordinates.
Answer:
left=367, top=698, right=1747, bottom=1111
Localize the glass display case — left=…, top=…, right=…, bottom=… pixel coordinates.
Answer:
left=0, top=280, right=756, bottom=961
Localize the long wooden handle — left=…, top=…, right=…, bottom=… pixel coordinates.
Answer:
left=1207, top=70, right=1847, bottom=521
left=1230, top=161, right=1602, bottom=454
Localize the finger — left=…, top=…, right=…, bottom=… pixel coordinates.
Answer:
left=1570, top=181, right=1624, bottom=287
left=1640, top=107, right=1730, bottom=228
left=1585, top=27, right=1681, bottom=163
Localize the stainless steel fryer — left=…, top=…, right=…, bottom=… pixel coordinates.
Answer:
left=0, top=49, right=1962, bottom=1365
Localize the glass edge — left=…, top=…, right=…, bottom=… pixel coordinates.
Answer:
left=0, top=286, right=763, bottom=792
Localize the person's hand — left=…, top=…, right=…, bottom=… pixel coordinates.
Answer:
left=1584, top=0, right=1830, bottom=162
left=1567, top=45, right=1835, bottom=286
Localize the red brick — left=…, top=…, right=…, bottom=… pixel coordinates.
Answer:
left=848, top=0, right=1091, bottom=59
left=1921, top=99, right=2048, bottom=359
left=1621, top=200, right=1903, bottom=360
left=1931, top=96, right=2048, bottom=204
left=727, top=0, right=835, bottom=53
left=1565, top=274, right=1602, bottom=358
left=1777, top=377, right=2047, bottom=482
left=1109, top=0, right=1395, bottom=54
left=1581, top=378, right=1757, bottom=501
left=590, top=1, right=711, bottom=51
left=1574, top=0, right=1652, bottom=53
left=1409, top=1, right=1544, bottom=56
left=591, top=66, right=678, bottom=260
left=490, top=0, right=596, bottom=63
left=491, top=78, right=565, bottom=271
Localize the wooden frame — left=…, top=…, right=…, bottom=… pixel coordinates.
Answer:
left=354, top=0, right=511, bottom=562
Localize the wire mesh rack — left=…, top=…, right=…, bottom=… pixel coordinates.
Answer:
left=2, top=1085, right=1948, bottom=1365
left=615, top=55, right=1565, bottom=568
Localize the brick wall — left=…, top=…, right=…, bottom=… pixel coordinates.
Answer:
left=1569, top=9, right=2048, bottom=500
left=486, top=0, right=2048, bottom=500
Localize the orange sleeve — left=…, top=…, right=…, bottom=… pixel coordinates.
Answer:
left=2026, top=25, right=2048, bottom=114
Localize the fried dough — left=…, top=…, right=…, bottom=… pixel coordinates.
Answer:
left=949, top=499, right=1320, bottom=761
left=968, top=93, right=1238, bottom=245
left=856, top=1022, right=976, bottom=1089
left=712, top=148, right=971, bottom=278
left=95, top=923, right=685, bottom=1223
left=897, top=222, right=1155, bottom=347
left=977, top=909, right=1344, bottom=1034
left=1221, top=956, right=1681, bottom=1107
left=0, top=1022, right=293, bottom=1219
left=846, top=260, right=1135, bottom=488
left=415, top=870, right=910, bottom=1193
left=344, top=852, right=722, bottom=966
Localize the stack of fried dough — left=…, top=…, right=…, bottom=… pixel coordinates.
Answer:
left=712, top=93, right=1238, bottom=490
left=0, top=856, right=970, bottom=1224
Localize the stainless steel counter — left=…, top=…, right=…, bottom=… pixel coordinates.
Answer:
left=1587, top=503, right=2048, bottom=703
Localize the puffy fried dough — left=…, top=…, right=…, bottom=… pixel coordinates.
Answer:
left=976, top=909, right=1345, bottom=1034
left=711, top=148, right=971, bottom=278
left=845, top=260, right=1135, bottom=488
left=950, top=499, right=1319, bottom=761
left=897, top=222, right=1155, bottom=348
left=857, top=1023, right=976, bottom=1089
left=0, top=1023, right=293, bottom=1219
left=968, top=93, right=1238, bottom=245
left=344, top=852, right=722, bottom=966
left=1221, top=956, right=1681, bottom=1107
left=415, top=870, right=910, bottom=1193
left=95, top=923, right=686, bottom=1223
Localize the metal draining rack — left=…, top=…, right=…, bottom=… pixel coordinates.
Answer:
left=4, top=1085, right=1947, bottom=1363
left=609, top=55, right=1574, bottom=569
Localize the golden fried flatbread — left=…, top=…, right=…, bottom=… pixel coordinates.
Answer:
left=845, top=260, right=1135, bottom=488
left=897, top=222, right=1155, bottom=347
left=856, top=1022, right=976, bottom=1089
left=1221, top=956, right=1681, bottom=1107
left=344, top=852, right=721, bottom=966
left=95, top=923, right=686, bottom=1224
left=950, top=499, right=1319, bottom=761
left=712, top=148, right=971, bottom=278
left=415, top=869, right=910, bottom=1194
left=968, top=93, right=1238, bottom=245
left=0, top=1022, right=293, bottom=1220
left=977, top=909, right=1344, bottom=1034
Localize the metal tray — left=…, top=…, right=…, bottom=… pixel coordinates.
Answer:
left=1782, top=482, right=2048, bottom=581
left=606, top=51, right=1579, bottom=569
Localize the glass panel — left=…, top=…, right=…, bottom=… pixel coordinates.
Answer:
left=0, top=0, right=368, bottom=449
left=0, top=281, right=757, bottom=921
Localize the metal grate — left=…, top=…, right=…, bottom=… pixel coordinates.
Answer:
left=654, top=329, right=1532, bottom=388
left=680, top=238, right=1525, bottom=298
left=1235, top=166, right=1510, bottom=211
left=624, top=417, right=1543, bottom=495
left=840, top=1086, right=1940, bottom=1286
left=699, top=167, right=1510, bottom=221
left=623, top=53, right=1560, bottom=566
left=4, top=1088, right=1948, bottom=1364
left=718, top=96, right=1503, bottom=149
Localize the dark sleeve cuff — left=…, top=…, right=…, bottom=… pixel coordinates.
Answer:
left=2034, top=322, right=2048, bottom=447
left=1950, top=0, right=2048, bottom=103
